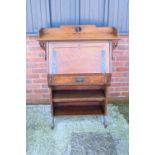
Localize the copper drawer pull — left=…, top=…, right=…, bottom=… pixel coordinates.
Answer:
left=75, top=77, right=85, bottom=83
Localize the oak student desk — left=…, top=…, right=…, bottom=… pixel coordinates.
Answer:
left=38, top=25, right=119, bottom=129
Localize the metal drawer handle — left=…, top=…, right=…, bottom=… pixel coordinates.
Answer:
left=75, top=77, right=84, bottom=83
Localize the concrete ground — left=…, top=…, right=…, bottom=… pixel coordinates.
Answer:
left=26, top=104, right=129, bottom=155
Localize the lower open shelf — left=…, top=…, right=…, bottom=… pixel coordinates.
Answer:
left=52, top=89, right=106, bottom=115
left=54, top=104, right=104, bottom=115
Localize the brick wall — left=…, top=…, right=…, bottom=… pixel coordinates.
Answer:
left=26, top=36, right=129, bottom=104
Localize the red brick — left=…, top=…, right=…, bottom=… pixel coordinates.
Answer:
left=112, top=62, right=129, bottom=67
left=42, top=84, right=48, bottom=88
left=41, top=74, right=48, bottom=78
left=28, top=46, right=42, bottom=51
left=27, top=74, right=39, bottom=79
left=26, top=89, right=32, bottom=93
left=26, top=80, right=32, bottom=84
left=42, top=94, right=50, bottom=98
left=113, top=67, right=129, bottom=72
left=26, top=85, right=41, bottom=89
left=26, top=63, right=47, bottom=69
left=26, top=40, right=39, bottom=46
left=109, top=87, right=129, bottom=91
left=111, top=77, right=129, bottom=82
left=33, top=79, right=47, bottom=83
left=112, top=72, right=128, bottom=77
left=34, top=89, right=49, bottom=93
left=117, top=45, right=129, bottom=50
left=26, top=64, right=34, bottom=68
left=26, top=68, right=32, bottom=73
left=26, top=58, right=44, bottom=62
left=26, top=53, right=45, bottom=58
left=113, top=51, right=129, bottom=57
left=114, top=56, right=129, bottom=61
left=26, top=49, right=43, bottom=54
left=27, top=94, right=40, bottom=100
left=33, top=63, right=47, bottom=68
left=111, top=83, right=129, bottom=87
left=32, top=68, right=47, bottom=73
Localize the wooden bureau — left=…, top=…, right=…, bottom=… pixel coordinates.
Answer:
left=38, top=25, right=119, bottom=129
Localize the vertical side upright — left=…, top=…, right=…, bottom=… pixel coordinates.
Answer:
left=109, top=41, right=113, bottom=73
left=50, top=87, right=54, bottom=129
left=101, top=49, right=108, bottom=128
left=101, top=49, right=106, bottom=73
left=47, top=43, right=54, bottom=129
left=47, top=42, right=51, bottom=74
left=51, top=49, right=57, bottom=74
left=103, top=86, right=108, bottom=128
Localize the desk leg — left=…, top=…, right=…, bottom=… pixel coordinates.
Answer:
left=103, top=86, right=108, bottom=128
left=50, top=87, right=54, bottom=129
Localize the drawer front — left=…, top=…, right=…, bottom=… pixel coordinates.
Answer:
left=49, top=74, right=108, bottom=86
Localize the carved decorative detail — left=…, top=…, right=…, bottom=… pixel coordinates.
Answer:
left=39, top=41, right=46, bottom=50
left=39, top=42, right=46, bottom=60
left=112, top=40, right=119, bottom=50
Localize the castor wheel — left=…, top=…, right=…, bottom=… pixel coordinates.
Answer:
left=103, top=116, right=108, bottom=128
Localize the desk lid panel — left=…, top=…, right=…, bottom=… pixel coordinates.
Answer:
left=49, top=42, right=110, bottom=74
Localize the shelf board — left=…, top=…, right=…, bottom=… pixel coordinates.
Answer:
left=53, top=90, right=105, bottom=103
left=54, top=104, right=104, bottom=115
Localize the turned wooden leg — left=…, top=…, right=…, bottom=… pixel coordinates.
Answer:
left=50, top=87, right=54, bottom=129
left=103, top=86, right=108, bottom=128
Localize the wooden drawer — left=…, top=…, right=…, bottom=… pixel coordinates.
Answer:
left=48, top=73, right=111, bottom=86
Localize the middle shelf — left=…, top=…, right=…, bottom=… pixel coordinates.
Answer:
left=53, top=90, right=105, bottom=103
